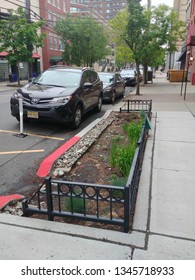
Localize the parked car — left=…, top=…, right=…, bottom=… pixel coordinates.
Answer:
left=10, top=66, right=103, bottom=129
left=120, top=69, right=137, bottom=86
left=98, top=72, right=125, bottom=103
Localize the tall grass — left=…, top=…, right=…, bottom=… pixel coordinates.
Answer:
left=109, top=116, right=143, bottom=177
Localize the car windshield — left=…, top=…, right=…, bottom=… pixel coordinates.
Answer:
left=98, top=73, right=114, bottom=83
left=121, top=70, right=135, bottom=76
left=34, top=70, right=81, bottom=87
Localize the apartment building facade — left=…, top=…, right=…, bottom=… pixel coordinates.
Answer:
left=70, top=0, right=128, bottom=20
left=0, top=0, right=122, bottom=79
left=0, top=0, right=42, bottom=81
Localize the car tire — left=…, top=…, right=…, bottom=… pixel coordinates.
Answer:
left=111, top=91, right=116, bottom=103
left=95, top=95, right=102, bottom=112
left=72, top=105, right=82, bottom=129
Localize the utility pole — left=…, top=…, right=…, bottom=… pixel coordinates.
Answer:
left=26, top=0, right=33, bottom=80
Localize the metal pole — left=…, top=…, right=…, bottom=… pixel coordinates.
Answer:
left=180, top=67, right=185, bottom=96
left=184, top=46, right=191, bottom=100
left=14, top=95, right=27, bottom=138
left=19, top=95, right=24, bottom=134
left=26, top=0, right=33, bottom=80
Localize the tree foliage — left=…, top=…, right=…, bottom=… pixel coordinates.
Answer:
left=55, top=15, right=109, bottom=67
left=109, top=1, right=185, bottom=94
left=109, top=9, right=134, bottom=68
left=0, top=7, right=46, bottom=84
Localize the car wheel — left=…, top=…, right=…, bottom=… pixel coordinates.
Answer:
left=111, top=91, right=116, bottom=103
left=95, top=95, right=102, bottom=112
left=72, top=105, right=82, bottom=129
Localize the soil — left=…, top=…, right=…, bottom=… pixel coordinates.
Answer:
left=26, top=112, right=143, bottom=232
left=59, top=112, right=141, bottom=185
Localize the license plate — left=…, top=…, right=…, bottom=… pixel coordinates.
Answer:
left=27, top=111, right=39, bottom=119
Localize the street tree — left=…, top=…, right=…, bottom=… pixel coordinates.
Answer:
left=109, top=9, right=134, bottom=69
left=55, top=15, right=108, bottom=67
left=152, top=4, right=186, bottom=70
left=123, top=0, right=147, bottom=94
left=0, top=8, right=45, bottom=85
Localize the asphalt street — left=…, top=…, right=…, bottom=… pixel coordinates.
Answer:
left=0, top=86, right=132, bottom=195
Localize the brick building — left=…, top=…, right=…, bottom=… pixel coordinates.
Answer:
left=0, top=0, right=127, bottom=78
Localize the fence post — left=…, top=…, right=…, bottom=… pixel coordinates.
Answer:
left=22, top=198, right=29, bottom=217
left=45, top=176, right=54, bottom=221
left=127, top=100, right=130, bottom=112
left=124, top=185, right=130, bottom=233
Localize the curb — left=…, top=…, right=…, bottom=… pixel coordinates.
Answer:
left=36, top=109, right=113, bottom=178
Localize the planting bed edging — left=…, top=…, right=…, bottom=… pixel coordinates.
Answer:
left=37, top=109, right=113, bottom=177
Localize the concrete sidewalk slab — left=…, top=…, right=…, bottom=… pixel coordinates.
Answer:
left=151, top=168, right=195, bottom=239
left=133, top=234, right=195, bottom=260
left=0, top=215, right=132, bottom=260
left=156, top=121, right=195, bottom=142
left=154, top=141, right=195, bottom=172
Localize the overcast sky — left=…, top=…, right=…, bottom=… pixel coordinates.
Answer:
left=141, top=0, right=173, bottom=7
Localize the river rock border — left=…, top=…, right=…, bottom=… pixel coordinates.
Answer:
left=52, top=113, right=115, bottom=177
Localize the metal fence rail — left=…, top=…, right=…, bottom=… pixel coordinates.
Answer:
left=22, top=100, right=151, bottom=233
left=23, top=178, right=125, bottom=226
left=120, top=99, right=152, bottom=119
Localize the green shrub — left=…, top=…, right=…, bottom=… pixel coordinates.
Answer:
left=64, top=195, right=87, bottom=213
left=111, top=175, right=127, bottom=186
left=109, top=118, right=143, bottom=177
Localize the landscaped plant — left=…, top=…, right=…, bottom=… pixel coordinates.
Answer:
left=63, top=194, right=87, bottom=214
left=109, top=116, right=143, bottom=177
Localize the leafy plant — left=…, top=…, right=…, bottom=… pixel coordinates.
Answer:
left=123, top=121, right=142, bottom=142
left=109, top=118, right=143, bottom=177
left=64, top=195, right=87, bottom=214
left=111, top=175, right=127, bottom=186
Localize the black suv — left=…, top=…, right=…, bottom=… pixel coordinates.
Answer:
left=10, top=66, right=103, bottom=128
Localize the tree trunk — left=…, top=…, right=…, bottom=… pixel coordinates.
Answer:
left=168, top=52, right=172, bottom=70
left=16, top=63, right=20, bottom=86
left=143, top=64, right=148, bottom=84
left=135, top=60, right=140, bottom=95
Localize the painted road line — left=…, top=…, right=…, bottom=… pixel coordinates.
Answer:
left=0, top=149, right=45, bottom=155
left=36, top=136, right=80, bottom=177
left=0, top=129, right=64, bottom=141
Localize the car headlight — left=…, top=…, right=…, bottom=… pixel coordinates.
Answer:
left=50, top=96, right=72, bottom=104
left=12, top=91, right=21, bottom=99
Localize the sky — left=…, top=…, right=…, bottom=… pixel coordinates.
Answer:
left=141, top=0, right=173, bottom=7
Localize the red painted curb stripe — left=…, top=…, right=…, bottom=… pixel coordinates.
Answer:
left=0, top=194, right=24, bottom=210
left=36, top=136, right=80, bottom=178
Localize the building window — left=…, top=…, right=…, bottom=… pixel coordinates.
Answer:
left=49, top=34, right=53, bottom=49
left=53, top=13, right=57, bottom=26
left=59, top=39, right=64, bottom=51
left=56, top=0, right=60, bottom=9
left=63, top=0, right=66, bottom=12
left=48, top=10, right=53, bottom=26
left=54, top=36, right=58, bottom=50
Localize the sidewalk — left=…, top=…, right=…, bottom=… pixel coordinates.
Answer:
left=0, top=80, right=28, bottom=92
left=0, top=74, right=195, bottom=259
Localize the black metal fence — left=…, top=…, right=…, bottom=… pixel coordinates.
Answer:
left=120, top=99, right=152, bottom=119
left=22, top=100, right=152, bottom=233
